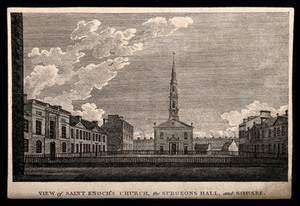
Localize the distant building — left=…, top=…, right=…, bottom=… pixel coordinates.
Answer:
left=193, top=137, right=239, bottom=151
left=69, top=115, right=107, bottom=155
left=133, top=137, right=154, bottom=151
left=154, top=54, right=194, bottom=155
left=101, top=115, right=134, bottom=151
left=222, top=140, right=239, bottom=152
left=194, top=143, right=212, bottom=154
left=239, top=110, right=288, bottom=154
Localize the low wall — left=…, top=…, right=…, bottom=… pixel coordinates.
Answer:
left=25, top=155, right=288, bottom=168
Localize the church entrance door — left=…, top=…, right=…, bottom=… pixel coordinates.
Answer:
left=170, top=143, right=177, bottom=155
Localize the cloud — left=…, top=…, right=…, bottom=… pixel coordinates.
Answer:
left=73, top=103, right=105, bottom=122
left=70, top=20, right=101, bottom=40
left=141, top=16, right=193, bottom=38
left=71, top=57, right=130, bottom=99
left=24, top=65, right=59, bottom=99
left=26, top=46, right=85, bottom=97
left=74, top=27, right=142, bottom=59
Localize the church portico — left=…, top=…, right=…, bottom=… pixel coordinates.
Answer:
left=154, top=53, right=194, bottom=154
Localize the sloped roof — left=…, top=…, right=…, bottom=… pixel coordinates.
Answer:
left=69, top=115, right=107, bottom=135
left=155, top=119, right=193, bottom=128
left=195, top=144, right=210, bottom=151
left=222, top=141, right=232, bottom=150
left=262, top=115, right=287, bottom=127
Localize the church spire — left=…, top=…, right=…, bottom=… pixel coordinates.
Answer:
left=169, top=52, right=179, bottom=121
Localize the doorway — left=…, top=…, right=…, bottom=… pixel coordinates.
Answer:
left=50, top=142, right=56, bottom=161
left=170, top=143, right=177, bottom=155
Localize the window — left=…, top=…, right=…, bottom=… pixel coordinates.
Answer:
left=83, top=131, right=86, bottom=139
left=36, top=111, right=42, bottom=116
left=76, top=129, right=79, bottom=139
left=159, top=146, right=164, bottom=154
left=36, top=120, right=42, bottom=135
left=76, top=144, right=79, bottom=153
left=93, top=133, right=95, bottom=141
left=24, top=119, right=29, bottom=133
left=71, top=129, right=74, bottom=138
left=103, top=145, right=105, bottom=152
left=184, top=145, right=188, bottom=154
left=80, top=130, right=82, bottom=139
left=261, top=144, right=265, bottom=152
left=282, top=143, right=285, bottom=153
left=268, top=129, right=272, bottom=138
left=49, top=121, right=55, bottom=138
left=62, top=143, right=66, bottom=153
left=268, top=144, right=272, bottom=153
left=281, top=126, right=286, bottom=136
left=184, top=132, right=188, bottom=139
left=160, top=132, right=164, bottom=139
left=62, top=126, right=66, bottom=138
left=273, top=127, right=276, bottom=137
left=89, top=132, right=91, bottom=140
left=71, top=143, right=74, bottom=153
left=92, top=145, right=95, bottom=152
left=103, top=136, right=106, bottom=142
left=24, top=139, right=29, bottom=152
left=277, top=127, right=281, bottom=137
left=36, top=140, right=42, bottom=153
left=261, top=130, right=265, bottom=138
left=172, top=101, right=176, bottom=108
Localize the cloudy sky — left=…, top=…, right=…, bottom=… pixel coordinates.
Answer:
left=23, top=11, right=290, bottom=138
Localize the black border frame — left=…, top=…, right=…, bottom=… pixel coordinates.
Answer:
left=0, top=0, right=298, bottom=205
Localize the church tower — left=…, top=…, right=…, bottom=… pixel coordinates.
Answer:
left=169, top=52, right=179, bottom=121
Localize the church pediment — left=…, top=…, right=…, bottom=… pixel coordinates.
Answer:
left=156, top=119, right=193, bottom=129
left=167, top=136, right=180, bottom=141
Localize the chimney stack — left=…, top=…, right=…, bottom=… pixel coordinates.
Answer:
left=75, top=115, right=82, bottom=122
left=103, top=118, right=106, bottom=124
left=92, top=120, right=98, bottom=125
left=285, top=110, right=288, bottom=116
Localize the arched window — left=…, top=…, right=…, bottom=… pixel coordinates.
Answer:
left=160, top=132, right=164, bottom=139
left=273, top=127, right=276, bottom=137
left=184, top=132, right=188, bottom=139
left=172, top=101, right=176, bottom=108
left=62, top=142, right=66, bottom=153
left=36, top=140, right=42, bottom=153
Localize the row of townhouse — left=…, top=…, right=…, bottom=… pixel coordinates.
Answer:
left=24, top=95, right=107, bottom=156
left=238, top=110, right=288, bottom=154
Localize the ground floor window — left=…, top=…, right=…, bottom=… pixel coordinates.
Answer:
left=36, top=140, right=42, bottom=153
left=24, top=139, right=29, bottom=152
left=62, top=142, right=67, bottom=153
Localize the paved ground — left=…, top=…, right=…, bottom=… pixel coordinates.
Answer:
left=18, top=166, right=288, bottom=182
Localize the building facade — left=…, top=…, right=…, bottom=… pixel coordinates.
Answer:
left=24, top=95, right=107, bottom=156
left=69, top=115, right=107, bottom=155
left=133, top=137, right=154, bottom=151
left=154, top=54, right=194, bottom=154
left=239, top=110, right=288, bottom=155
left=101, top=115, right=134, bottom=151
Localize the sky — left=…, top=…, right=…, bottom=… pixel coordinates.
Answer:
left=23, top=12, right=290, bottom=138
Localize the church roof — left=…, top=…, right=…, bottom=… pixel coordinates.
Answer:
left=155, top=119, right=193, bottom=128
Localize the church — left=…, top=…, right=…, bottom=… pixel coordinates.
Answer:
left=154, top=53, right=194, bottom=155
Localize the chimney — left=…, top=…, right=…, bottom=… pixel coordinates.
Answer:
left=260, top=110, right=271, bottom=118
left=243, top=118, right=247, bottom=123
left=103, top=118, right=106, bottom=124
left=92, top=120, right=98, bottom=125
left=144, top=137, right=146, bottom=140
left=150, top=137, right=153, bottom=140
left=75, top=115, right=82, bottom=122
left=285, top=110, right=288, bottom=116
left=277, top=113, right=279, bottom=117
left=191, top=123, right=193, bottom=127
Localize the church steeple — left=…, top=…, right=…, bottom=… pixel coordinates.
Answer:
left=169, top=52, right=179, bottom=121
